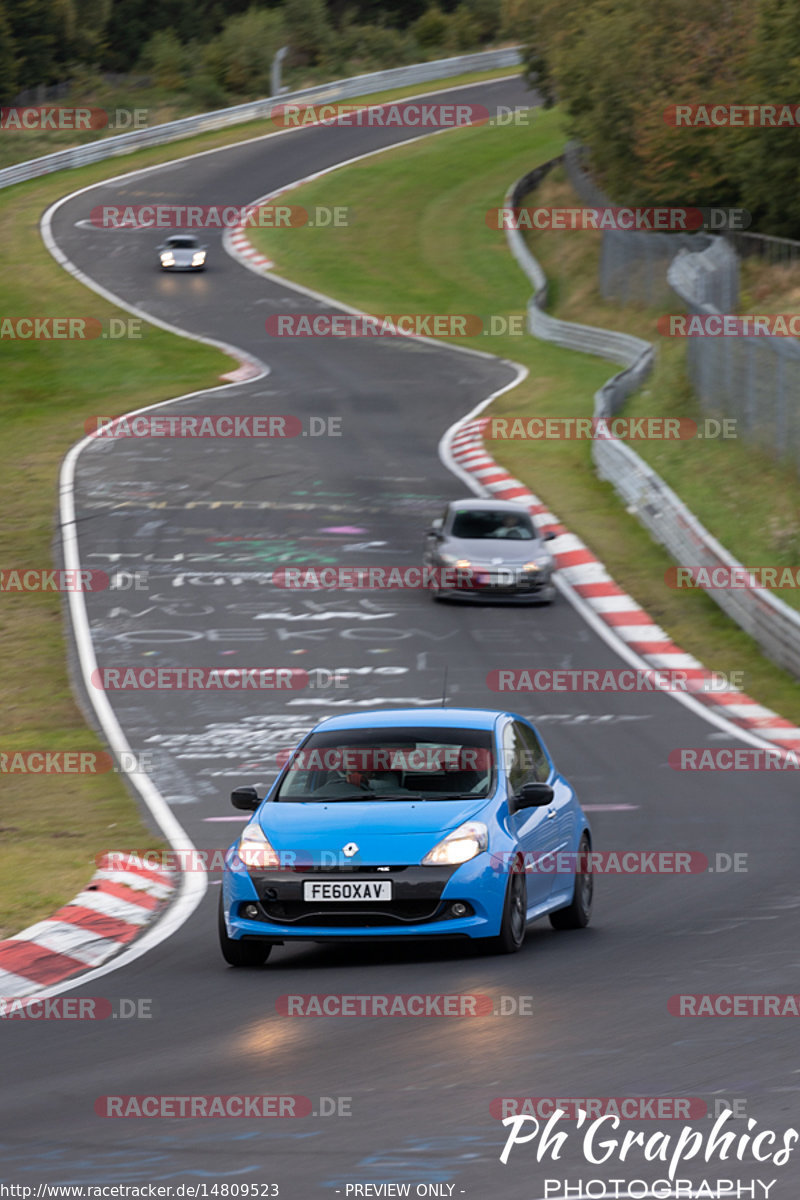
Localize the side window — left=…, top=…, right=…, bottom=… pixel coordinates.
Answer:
left=517, top=722, right=551, bottom=782
left=502, top=722, right=530, bottom=794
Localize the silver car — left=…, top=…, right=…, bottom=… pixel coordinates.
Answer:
left=424, top=498, right=557, bottom=602
left=157, top=234, right=207, bottom=271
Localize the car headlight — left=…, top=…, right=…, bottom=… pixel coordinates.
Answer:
left=236, top=821, right=280, bottom=869
left=192, top=252, right=206, bottom=265
left=522, top=561, right=541, bottom=572
left=455, top=558, right=471, bottom=569
left=421, top=821, right=488, bottom=866
left=160, top=253, right=175, bottom=265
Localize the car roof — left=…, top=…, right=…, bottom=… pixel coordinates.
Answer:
left=312, top=707, right=506, bottom=732
left=165, top=234, right=198, bottom=242
left=446, top=498, right=533, bottom=514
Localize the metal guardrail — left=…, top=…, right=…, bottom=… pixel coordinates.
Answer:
left=505, top=159, right=800, bottom=681
left=562, top=143, right=717, bottom=308
left=0, top=48, right=522, bottom=192
left=506, top=160, right=655, bottom=422
left=668, top=239, right=800, bottom=470
left=725, top=229, right=800, bottom=265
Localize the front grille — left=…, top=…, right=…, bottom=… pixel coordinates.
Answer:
left=260, top=899, right=448, bottom=926
left=282, top=864, right=408, bottom=874
left=244, top=864, right=459, bottom=927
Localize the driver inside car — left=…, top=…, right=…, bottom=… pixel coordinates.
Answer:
left=493, top=514, right=529, bottom=539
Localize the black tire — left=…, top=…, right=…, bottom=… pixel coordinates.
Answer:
left=218, top=894, right=272, bottom=967
left=484, top=863, right=527, bottom=954
left=549, top=834, right=593, bottom=930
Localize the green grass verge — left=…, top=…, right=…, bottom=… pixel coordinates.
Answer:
left=247, top=115, right=800, bottom=726
left=0, top=69, right=522, bottom=938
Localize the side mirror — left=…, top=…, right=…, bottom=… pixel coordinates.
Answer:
left=543, top=531, right=557, bottom=542
left=231, top=786, right=260, bottom=811
left=516, top=781, right=554, bottom=808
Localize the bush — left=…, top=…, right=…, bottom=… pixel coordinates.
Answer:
left=462, top=0, right=502, bottom=41
left=447, top=5, right=482, bottom=50
left=283, top=0, right=332, bottom=66
left=138, top=29, right=191, bottom=92
left=203, top=7, right=285, bottom=96
left=412, top=4, right=450, bottom=49
left=326, top=13, right=418, bottom=72
left=182, top=72, right=228, bottom=112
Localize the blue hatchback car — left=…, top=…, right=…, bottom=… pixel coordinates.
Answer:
left=218, top=707, right=593, bottom=966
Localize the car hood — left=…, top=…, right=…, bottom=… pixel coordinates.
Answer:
left=444, top=537, right=551, bottom=565
left=255, top=795, right=492, bottom=863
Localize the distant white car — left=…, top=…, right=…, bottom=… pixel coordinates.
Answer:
left=157, top=234, right=207, bottom=271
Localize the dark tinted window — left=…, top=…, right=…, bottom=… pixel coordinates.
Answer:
left=451, top=509, right=534, bottom=540
left=275, top=726, right=495, bottom=801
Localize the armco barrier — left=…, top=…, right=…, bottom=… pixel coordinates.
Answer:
left=505, top=161, right=800, bottom=681
left=0, top=48, right=521, bottom=191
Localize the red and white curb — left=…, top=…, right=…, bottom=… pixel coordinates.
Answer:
left=228, top=219, right=274, bottom=272
left=220, top=358, right=264, bottom=383
left=0, top=855, right=176, bottom=999
left=447, top=416, right=800, bottom=751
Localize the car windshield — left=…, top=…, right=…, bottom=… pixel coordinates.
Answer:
left=450, top=509, right=535, bottom=540
left=166, top=237, right=198, bottom=248
left=274, top=726, right=495, bottom=802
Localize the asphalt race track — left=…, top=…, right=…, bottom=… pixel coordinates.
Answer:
left=3, top=77, right=799, bottom=1198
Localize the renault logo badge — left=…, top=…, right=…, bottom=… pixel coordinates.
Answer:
left=342, top=842, right=359, bottom=857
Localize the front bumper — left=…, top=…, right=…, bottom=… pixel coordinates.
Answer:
left=222, top=858, right=506, bottom=942
left=440, top=574, right=555, bottom=602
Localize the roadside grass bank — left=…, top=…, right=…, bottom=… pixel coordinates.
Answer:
left=247, top=119, right=800, bottom=725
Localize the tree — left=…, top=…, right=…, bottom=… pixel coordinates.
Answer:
left=0, top=0, right=17, bottom=100
left=283, top=0, right=332, bottom=65
left=204, top=7, right=286, bottom=95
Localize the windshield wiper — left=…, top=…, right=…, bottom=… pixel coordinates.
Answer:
left=425, top=792, right=489, bottom=800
